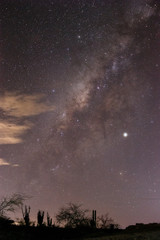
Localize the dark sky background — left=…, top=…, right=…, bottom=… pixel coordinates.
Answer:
left=0, top=0, right=160, bottom=227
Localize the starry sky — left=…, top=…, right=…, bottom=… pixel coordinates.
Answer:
left=0, top=0, right=160, bottom=227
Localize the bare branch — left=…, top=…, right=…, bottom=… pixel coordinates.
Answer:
left=0, top=193, right=27, bottom=217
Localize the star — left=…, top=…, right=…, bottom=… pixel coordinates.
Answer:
left=123, top=132, right=128, bottom=138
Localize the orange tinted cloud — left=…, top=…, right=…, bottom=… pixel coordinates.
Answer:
left=0, top=91, right=55, bottom=117
left=0, top=158, right=10, bottom=166
left=0, top=121, right=30, bottom=144
left=0, top=91, right=55, bottom=145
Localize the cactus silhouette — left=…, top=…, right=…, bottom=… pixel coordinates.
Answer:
left=37, top=210, right=44, bottom=226
left=47, top=212, right=52, bottom=227
left=90, top=210, right=96, bottom=228
left=22, top=205, right=30, bottom=226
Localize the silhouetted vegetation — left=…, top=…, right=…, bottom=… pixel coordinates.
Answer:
left=90, top=210, right=97, bottom=228
left=0, top=193, right=25, bottom=217
left=22, top=205, right=31, bottom=226
left=0, top=195, right=160, bottom=239
left=37, top=210, right=45, bottom=226
left=97, top=213, right=120, bottom=229
left=0, top=216, right=14, bottom=227
left=47, top=212, right=52, bottom=227
left=56, top=202, right=90, bottom=228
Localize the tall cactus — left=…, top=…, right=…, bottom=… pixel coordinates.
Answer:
left=22, top=205, right=30, bottom=226
left=47, top=212, right=52, bottom=227
left=91, top=210, right=97, bottom=228
left=37, top=210, right=44, bottom=226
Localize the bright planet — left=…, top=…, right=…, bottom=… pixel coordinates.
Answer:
left=123, top=132, right=128, bottom=137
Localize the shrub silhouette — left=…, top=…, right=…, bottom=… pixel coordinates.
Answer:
left=56, top=202, right=90, bottom=228
left=97, top=213, right=119, bottom=229
left=0, top=216, right=14, bottom=227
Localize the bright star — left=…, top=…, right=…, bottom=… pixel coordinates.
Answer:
left=123, top=132, right=128, bottom=137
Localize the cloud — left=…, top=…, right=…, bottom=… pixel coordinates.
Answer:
left=0, top=158, right=19, bottom=167
left=0, top=158, right=10, bottom=166
left=0, top=91, right=55, bottom=117
left=0, top=121, right=30, bottom=144
left=0, top=91, right=55, bottom=145
left=12, top=164, right=19, bottom=167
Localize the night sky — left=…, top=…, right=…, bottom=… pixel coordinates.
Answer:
left=0, top=0, right=160, bottom=227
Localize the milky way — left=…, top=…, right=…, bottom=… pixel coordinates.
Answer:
left=0, top=0, right=160, bottom=227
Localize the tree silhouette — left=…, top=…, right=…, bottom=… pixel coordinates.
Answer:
left=56, top=203, right=89, bottom=228
left=0, top=193, right=25, bottom=217
left=97, top=213, right=119, bottom=229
